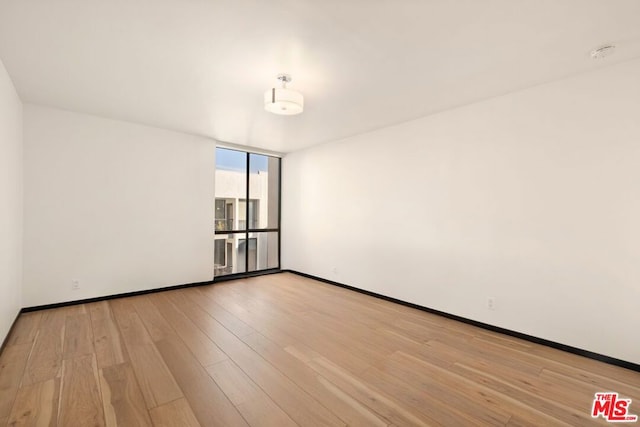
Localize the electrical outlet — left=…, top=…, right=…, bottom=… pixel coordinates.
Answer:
left=487, top=297, right=496, bottom=310
left=71, top=280, right=80, bottom=291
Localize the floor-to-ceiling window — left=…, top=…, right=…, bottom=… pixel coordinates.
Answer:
left=214, top=147, right=280, bottom=277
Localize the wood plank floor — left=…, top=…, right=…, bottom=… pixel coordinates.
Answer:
left=1, top=272, right=638, bottom=426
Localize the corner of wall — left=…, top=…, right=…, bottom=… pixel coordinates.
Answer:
left=0, top=56, right=24, bottom=343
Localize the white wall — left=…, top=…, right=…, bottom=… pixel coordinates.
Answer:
left=0, top=58, right=23, bottom=341
left=23, top=105, right=215, bottom=307
left=283, top=58, right=640, bottom=365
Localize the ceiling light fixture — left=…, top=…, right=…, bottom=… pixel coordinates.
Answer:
left=264, top=74, right=303, bottom=115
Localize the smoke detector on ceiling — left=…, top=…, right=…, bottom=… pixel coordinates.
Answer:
left=590, top=44, right=616, bottom=60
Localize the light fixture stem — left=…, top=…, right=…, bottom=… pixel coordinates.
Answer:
left=277, top=74, right=291, bottom=89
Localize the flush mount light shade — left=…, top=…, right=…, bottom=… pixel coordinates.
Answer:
left=264, top=88, right=304, bottom=115
left=264, top=74, right=304, bottom=115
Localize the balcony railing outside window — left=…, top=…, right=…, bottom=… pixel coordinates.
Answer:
left=215, top=219, right=261, bottom=231
left=214, top=265, right=233, bottom=275
left=215, top=219, right=234, bottom=231
left=237, top=219, right=259, bottom=230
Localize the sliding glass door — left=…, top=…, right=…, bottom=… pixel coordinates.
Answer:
left=214, top=148, right=280, bottom=277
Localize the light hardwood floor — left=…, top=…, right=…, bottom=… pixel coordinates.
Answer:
left=0, top=272, right=638, bottom=426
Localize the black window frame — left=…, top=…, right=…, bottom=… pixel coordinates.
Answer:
left=213, top=148, right=281, bottom=280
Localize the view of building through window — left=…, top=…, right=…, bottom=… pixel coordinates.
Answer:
left=214, top=148, right=280, bottom=277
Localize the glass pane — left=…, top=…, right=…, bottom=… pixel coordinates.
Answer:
left=215, top=148, right=247, bottom=230
left=238, top=237, right=257, bottom=272
left=249, top=154, right=279, bottom=229
left=214, top=239, right=226, bottom=266
left=214, top=234, right=246, bottom=277
left=214, top=198, right=234, bottom=231
left=248, top=232, right=279, bottom=272
left=215, top=199, right=225, bottom=219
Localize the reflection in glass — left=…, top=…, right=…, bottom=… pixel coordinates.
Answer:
left=248, top=232, right=279, bottom=272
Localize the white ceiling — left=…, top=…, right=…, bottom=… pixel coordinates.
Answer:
left=1, top=1, right=639, bottom=153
